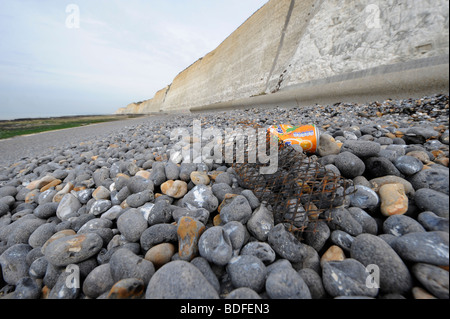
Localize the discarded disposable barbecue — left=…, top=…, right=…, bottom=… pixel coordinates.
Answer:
left=232, top=123, right=353, bottom=240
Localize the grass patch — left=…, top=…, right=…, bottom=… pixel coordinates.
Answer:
left=0, top=114, right=145, bottom=140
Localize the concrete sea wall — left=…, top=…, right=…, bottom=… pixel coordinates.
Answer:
left=116, top=0, right=449, bottom=114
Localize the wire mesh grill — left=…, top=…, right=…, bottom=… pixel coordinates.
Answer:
left=231, top=123, right=353, bottom=240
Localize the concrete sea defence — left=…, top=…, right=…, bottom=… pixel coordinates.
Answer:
left=116, top=0, right=449, bottom=114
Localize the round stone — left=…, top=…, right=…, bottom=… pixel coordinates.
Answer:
left=391, top=231, right=449, bottom=266
left=379, top=183, right=409, bottom=217
left=246, top=202, right=274, bottom=241
left=394, top=156, right=424, bottom=175
left=409, top=168, right=449, bottom=195
left=140, top=223, right=178, bottom=251
left=412, top=263, right=449, bottom=299
left=0, top=244, right=33, bottom=285
left=240, top=241, right=276, bottom=264
left=82, top=263, right=115, bottom=299
left=267, top=224, right=309, bottom=263
left=298, top=268, right=326, bottom=299
left=219, top=195, right=252, bottom=224
left=43, top=233, right=103, bottom=267
left=145, top=261, right=219, bottom=299
left=160, top=180, right=188, bottom=199
left=334, top=152, right=366, bottom=178
left=222, top=221, right=248, bottom=255
left=265, top=266, right=311, bottom=299
left=56, top=193, right=81, bottom=221
left=225, top=287, right=261, bottom=299
left=107, top=278, right=145, bottom=299
left=322, top=259, right=379, bottom=298
left=177, top=216, right=205, bottom=261
left=227, top=255, right=267, bottom=293
left=417, top=211, right=449, bottom=232
left=183, top=185, right=218, bottom=213
left=346, top=185, right=379, bottom=211
left=190, top=171, right=210, bottom=185
left=89, top=199, right=112, bottom=216
left=117, top=208, right=148, bottom=242
left=109, top=248, right=155, bottom=283
left=198, top=226, right=233, bottom=266
left=340, top=140, right=380, bottom=157
left=144, top=243, right=176, bottom=268
left=347, top=207, right=378, bottom=235
left=383, top=215, right=426, bottom=237
left=324, top=207, right=363, bottom=236
left=350, top=234, right=412, bottom=294
left=415, top=188, right=449, bottom=218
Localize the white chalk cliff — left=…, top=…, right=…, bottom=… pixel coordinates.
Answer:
left=116, top=0, right=449, bottom=114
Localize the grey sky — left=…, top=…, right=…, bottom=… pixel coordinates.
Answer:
left=0, top=0, right=267, bottom=119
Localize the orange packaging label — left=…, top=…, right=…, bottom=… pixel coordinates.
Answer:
left=268, top=124, right=320, bottom=153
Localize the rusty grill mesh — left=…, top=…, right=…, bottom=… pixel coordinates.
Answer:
left=231, top=123, right=353, bottom=239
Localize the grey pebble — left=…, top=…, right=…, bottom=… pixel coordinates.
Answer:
left=198, top=226, right=233, bottom=266
left=392, top=231, right=449, bottom=266
left=418, top=211, right=449, bottom=232
left=227, top=255, right=267, bottom=293
left=412, top=263, right=449, bottom=299
left=394, top=155, right=424, bottom=175
left=222, top=221, right=248, bottom=255
left=147, top=200, right=172, bottom=225
left=334, top=152, right=366, bottom=178
left=183, top=184, right=218, bottom=213
left=265, top=266, right=311, bottom=299
left=0, top=244, right=33, bottom=285
left=146, top=260, right=219, bottom=299
left=382, top=215, right=425, bottom=237
left=414, top=188, right=449, bottom=218
left=172, top=207, right=209, bottom=225
left=117, top=208, right=149, bottom=242
left=322, top=259, right=379, bottom=298
left=33, top=202, right=59, bottom=219
left=89, top=199, right=112, bottom=216
left=220, top=195, right=252, bottom=224
left=29, top=256, right=48, bottom=279
left=241, top=190, right=260, bottom=210
left=48, top=269, right=79, bottom=299
left=341, top=140, right=381, bottom=158
left=28, top=223, right=56, bottom=248
left=190, top=257, right=220, bottom=293
left=240, top=241, right=276, bottom=264
left=225, top=287, right=261, bottom=299
left=140, top=223, right=177, bottom=251
left=330, top=230, right=355, bottom=252
left=346, top=185, right=379, bottom=211
left=13, top=277, right=41, bottom=299
left=165, top=162, right=180, bottom=180
left=56, top=193, right=81, bottom=221
left=365, top=157, right=402, bottom=178
left=409, top=168, right=449, bottom=195
left=350, top=234, right=412, bottom=294
left=43, top=233, right=103, bottom=267
left=267, top=224, right=309, bottom=263
left=109, top=248, right=155, bottom=283
left=246, top=203, right=274, bottom=241
left=126, top=190, right=154, bottom=208
left=211, top=183, right=233, bottom=203
left=324, top=207, right=363, bottom=236
left=303, top=220, right=330, bottom=252
left=347, top=207, right=378, bottom=235
left=298, top=268, right=326, bottom=299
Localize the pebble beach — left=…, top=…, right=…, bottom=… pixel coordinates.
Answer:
left=0, top=93, right=448, bottom=299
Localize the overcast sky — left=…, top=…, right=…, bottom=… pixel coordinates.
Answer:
left=0, top=0, right=267, bottom=119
